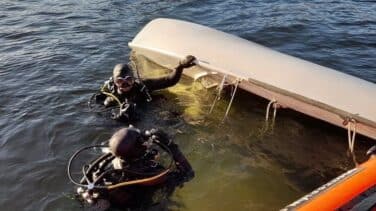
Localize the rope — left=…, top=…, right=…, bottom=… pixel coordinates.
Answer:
left=209, top=74, right=227, bottom=114
left=272, top=103, right=277, bottom=126
left=128, top=61, right=139, bottom=79
left=222, top=78, right=241, bottom=122
left=346, top=118, right=358, bottom=166
left=265, top=100, right=276, bottom=122
left=264, top=100, right=278, bottom=131
left=129, top=60, right=152, bottom=103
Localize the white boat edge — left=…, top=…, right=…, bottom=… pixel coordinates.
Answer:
left=129, top=18, right=376, bottom=140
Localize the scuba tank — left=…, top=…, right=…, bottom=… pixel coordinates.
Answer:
left=67, top=128, right=175, bottom=205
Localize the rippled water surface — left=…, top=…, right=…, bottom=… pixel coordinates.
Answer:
left=1, top=1, right=375, bottom=210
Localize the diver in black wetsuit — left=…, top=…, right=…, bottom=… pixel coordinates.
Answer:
left=69, top=126, right=194, bottom=210
left=95, top=55, right=196, bottom=121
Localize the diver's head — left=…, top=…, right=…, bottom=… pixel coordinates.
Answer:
left=112, top=64, right=135, bottom=94
left=113, top=64, right=132, bottom=78
left=109, top=127, right=146, bottom=160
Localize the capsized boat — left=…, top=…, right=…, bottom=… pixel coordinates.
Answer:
left=129, top=18, right=376, bottom=141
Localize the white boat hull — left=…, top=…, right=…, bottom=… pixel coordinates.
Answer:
left=129, top=18, right=376, bottom=140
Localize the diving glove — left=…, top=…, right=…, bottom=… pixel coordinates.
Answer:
left=179, top=55, right=197, bottom=68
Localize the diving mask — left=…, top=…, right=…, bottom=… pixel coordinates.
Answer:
left=115, top=76, right=135, bottom=93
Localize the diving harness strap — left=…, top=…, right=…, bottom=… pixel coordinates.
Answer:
left=67, top=139, right=174, bottom=192
left=89, top=76, right=152, bottom=119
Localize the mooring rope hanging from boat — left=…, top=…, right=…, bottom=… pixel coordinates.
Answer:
left=209, top=74, right=227, bottom=114
left=346, top=118, right=358, bottom=166
left=265, top=99, right=278, bottom=130
left=348, top=121, right=356, bottom=154
left=129, top=60, right=152, bottom=102
left=265, top=100, right=277, bottom=122
left=222, top=78, right=241, bottom=122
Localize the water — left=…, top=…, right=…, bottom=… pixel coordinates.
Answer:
left=1, top=0, right=375, bottom=210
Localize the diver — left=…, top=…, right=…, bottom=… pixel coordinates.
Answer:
left=93, top=55, right=197, bottom=121
left=67, top=126, right=194, bottom=210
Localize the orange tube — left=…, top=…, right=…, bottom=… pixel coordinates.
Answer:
left=293, top=158, right=376, bottom=211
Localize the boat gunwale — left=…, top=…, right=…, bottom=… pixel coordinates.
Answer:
left=129, top=28, right=376, bottom=140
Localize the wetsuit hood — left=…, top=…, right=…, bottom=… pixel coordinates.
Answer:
left=109, top=127, right=146, bottom=160
left=112, top=64, right=136, bottom=94
left=113, top=64, right=133, bottom=79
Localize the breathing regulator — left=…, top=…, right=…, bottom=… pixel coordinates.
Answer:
left=67, top=126, right=174, bottom=204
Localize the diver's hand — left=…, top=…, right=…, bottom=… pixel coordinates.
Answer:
left=148, top=129, right=171, bottom=145
left=94, top=93, right=106, bottom=102
left=104, top=97, right=116, bottom=107
left=179, top=55, right=197, bottom=68
left=176, top=156, right=194, bottom=181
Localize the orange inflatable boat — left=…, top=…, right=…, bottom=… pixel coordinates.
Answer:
left=282, top=158, right=376, bottom=211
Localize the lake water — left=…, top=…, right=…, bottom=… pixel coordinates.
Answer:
left=1, top=0, right=375, bottom=210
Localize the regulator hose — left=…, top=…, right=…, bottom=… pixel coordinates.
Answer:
left=87, top=93, right=114, bottom=113
left=88, top=91, right=127, bottom=119
left=67, top=145, right=109, bottom=188
left=67, top=141, right=175, bottom=190
left=100, top=91, right=122, bottom=108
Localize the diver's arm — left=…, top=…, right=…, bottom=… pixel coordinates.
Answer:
left=149, top=129, right=194, bottom=179
left=170, top=145, right=194, bottom=178
left=101, top=77, right=114, bottom=93
left=141, top=55, right=196, bottom=91
left=99, top=77, right=118, bottom=107
left=94, top=80, right=111, bottom=103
